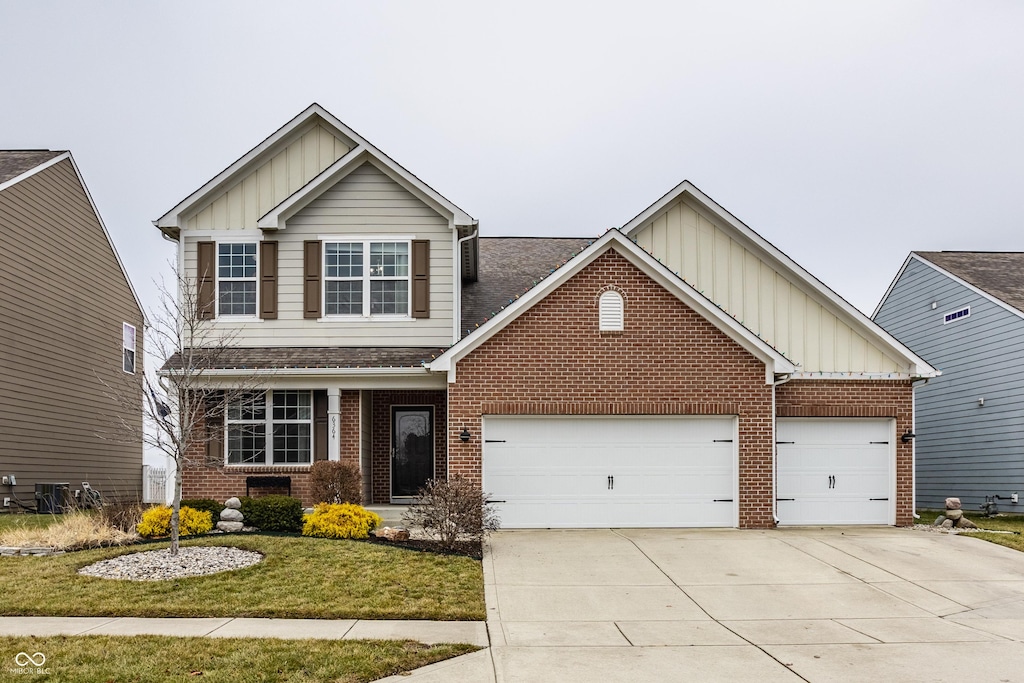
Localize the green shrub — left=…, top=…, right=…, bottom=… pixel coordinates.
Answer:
left=308, top=461, right=362, bottom=505
left=180, top=498, right=222, bottom=525
left=136, top=505, right=213, bottom=538
left=239, top=495, right=304, bottom=532
left=302, top=503, right=382, bottom=539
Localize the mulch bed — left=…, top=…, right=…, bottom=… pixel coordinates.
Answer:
left=362, top=536, right=483, bottom=560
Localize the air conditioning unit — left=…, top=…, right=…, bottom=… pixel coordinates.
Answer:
left=35, top=483, right=71, bottom=514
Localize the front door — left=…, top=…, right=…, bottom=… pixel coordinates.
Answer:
left=392, top=407, right=434, bottom=500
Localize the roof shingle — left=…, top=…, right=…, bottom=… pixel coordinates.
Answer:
left=0, top=150, right=64, bottom=186
left=915, top=251, right=1024, bottom=313
left=162, top=346, right=445, bottom=372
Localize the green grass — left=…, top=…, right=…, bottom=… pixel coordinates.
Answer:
left=918, top=508, right=1024, bottom=553
left=0, top=635, right=478, bottom=683
left=0, top=534, right=484, bottom=620
left=0, top=513, right=63, bottom=535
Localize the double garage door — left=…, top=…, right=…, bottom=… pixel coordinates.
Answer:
left=482, top=416, right=894, bottom=528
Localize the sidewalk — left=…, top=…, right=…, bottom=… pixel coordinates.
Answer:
left=0, top=616, right=488, bottom=647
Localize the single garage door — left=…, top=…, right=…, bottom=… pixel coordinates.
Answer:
left=482, top=415, right=737, bottom=528
left=777, top=418, right=894, bottom=526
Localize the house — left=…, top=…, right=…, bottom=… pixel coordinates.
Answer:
left=156, top=104, right=936, bottom=528
left=874, top=252, right=1024, bottom=511
left=0, top=151, right=145, bottom=510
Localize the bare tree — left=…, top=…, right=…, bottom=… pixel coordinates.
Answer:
left=104, top=266, right=266, bottom=554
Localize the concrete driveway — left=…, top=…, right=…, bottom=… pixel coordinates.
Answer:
left=392, top=526, right=1024, bottom=682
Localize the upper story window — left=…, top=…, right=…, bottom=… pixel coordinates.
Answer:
left=122, top=323, right=136, bottom=374
left=599, top=290, right=624, bottom=331
left=218, top=242, right=257, bottom=316
left=943, top=306, right=970, bottom=324
left=324, top=240, right=409, bottom=317
left=226, top=390, right=312, bottom=465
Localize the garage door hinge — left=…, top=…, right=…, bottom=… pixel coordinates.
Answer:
left=869, top=441, right=889, bottom=445
left=869, top=497, right=889, bottom=501
left=776, top=498, right=795, bottom=501
left=484, top=439, right=506, bottom=443
left=713, top=498, right=734, bottom=502
left=776, top=441, right=795, bottom=444
left=713, top=439, right=733, bottom=443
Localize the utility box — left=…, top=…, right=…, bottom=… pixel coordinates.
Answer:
left=35, top=482, right=71, bottom=514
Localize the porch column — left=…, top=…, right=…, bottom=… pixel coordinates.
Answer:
left=328, top=387, right=341, bottom=461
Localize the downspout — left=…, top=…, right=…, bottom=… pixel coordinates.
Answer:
left=772, top=373, right=793, bottom=526
left=910, top=377, right=930, bottom=520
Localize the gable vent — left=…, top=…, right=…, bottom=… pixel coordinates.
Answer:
left=599, top=291, right=624, bottom=331
left=943, top=306, right=970, bottom=324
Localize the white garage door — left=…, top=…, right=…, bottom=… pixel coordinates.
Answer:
left=777, top=418, right=894, bottom=526
left=482, top=416, right=737, bottom=528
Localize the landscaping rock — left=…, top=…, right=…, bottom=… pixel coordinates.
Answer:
left=941, top=519, right=955, bottom=529
left=957, top=517, right=979, bottom=529
left=216, top=521, right=244, bottom=532
left=220, top=508, right=244, bottom=522
left=933, top=515, right=947, bottom=526
left=946, top=509, right=964, bottom=521
left=374, top=526, right=411, bottom=542
left=78, top=546, right=263, bottom=581
left=225, top=497, right=242, bottom=510
left=946, top=497, right=962, bottom=510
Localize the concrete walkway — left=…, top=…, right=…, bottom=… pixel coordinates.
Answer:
left=0, top=616, right=488, bottom=646
left=397, top=526, right=1024, bottom=683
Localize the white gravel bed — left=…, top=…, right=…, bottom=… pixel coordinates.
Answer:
left=913, top=523, right=1017, bottom=535
left=78, top=546, right=264, bottom=581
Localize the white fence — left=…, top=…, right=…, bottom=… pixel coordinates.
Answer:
left=142, top=465, right=168, bottom=504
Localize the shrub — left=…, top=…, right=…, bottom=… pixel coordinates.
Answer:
left=308, top=461, right=362, bottom=505
left=136, top=505, right=213, bottom=538
left=402, top=476, right=501, bottom=551
left=239, top=495, right=304, bottom=532
left=98, top=499, right=145, bottom=534
left=180, top=498, right=222, bottom=525
left=302, top=503, right=382, bottom=539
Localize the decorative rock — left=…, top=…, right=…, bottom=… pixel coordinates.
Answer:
left=78, top=546, right=263, bottom=581
left=932, top=515, right=947, bottom=526
left=216, top=521, right=244, bottom=532
left=945, top=509, right=964, bottom=521
left=946, top=497, right=962, bottom=510
left=374, top=526, right=410, bottom=542
left=220, top=508, right=244, bottom=522
left=956, top=517, right=979, bottom=529
left=940, top=518, right=955, bottom=529
left=225, top=497, right=242, bottom=510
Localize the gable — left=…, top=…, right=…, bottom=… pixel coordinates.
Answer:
left=185, top=123, right=354, bottom=232
left=631, top=195, right=909, bottom=375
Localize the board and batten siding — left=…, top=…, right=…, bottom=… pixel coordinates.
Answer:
left=0, top=159, right=144, bottom=503
left=183, top=162, right=454, bottom=347
left=874, top=258, right=1024, bottom=509
left=633, top=198, right=905, bottom=374
left=185, top=124, right=353, bottom=232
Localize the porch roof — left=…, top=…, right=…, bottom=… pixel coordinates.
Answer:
left=161, top=346, right=446, bottom=372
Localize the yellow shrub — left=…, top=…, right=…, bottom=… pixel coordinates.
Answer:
left=302, top=503, right=382, bottom=540
left=136, top=505, right=213, bottom=538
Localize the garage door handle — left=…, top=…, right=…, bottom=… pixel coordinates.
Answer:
left=608, top=476, right=614, bottom=490
left=869, top=497, right=889, bottom=501
left=713, top=498, right=733, bottom=502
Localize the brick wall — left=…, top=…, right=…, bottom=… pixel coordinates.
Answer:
left=776, top=379, right=915, bottom=525
left=370, top=390, right=448, bottom=504
left=448, top=249, right=776, bottom=527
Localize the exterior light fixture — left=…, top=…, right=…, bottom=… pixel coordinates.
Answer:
left=901, top=430, right=916, bottom=443
left=460, top=428, right=471, bottom=443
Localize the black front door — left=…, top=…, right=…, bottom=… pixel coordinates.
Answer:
left=391, top=407, right=434, bottom=498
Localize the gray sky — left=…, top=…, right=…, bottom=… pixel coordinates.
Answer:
left=2, top=0, right=1022, bottom=319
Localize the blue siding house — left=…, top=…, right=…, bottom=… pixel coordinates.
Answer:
left=874, top=252, right=1024, bottom=511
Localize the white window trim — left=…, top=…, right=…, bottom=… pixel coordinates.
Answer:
left=216, top=241, right=260, bottom=319
left=943, top=306, right=971, bottom=324
left=321, top=238, right=413, bottom=321
left=224, top=390, right=314, bottom=466
left=122, top=322, right=136, bottom=374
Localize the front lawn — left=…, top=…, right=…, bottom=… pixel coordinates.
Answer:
left=0, top=635, right=477, bottom=682
left=0, top=513, right=61, bottom=535
left=918, top=508, right=1024, bottom=553
left=0, top=534, right=484, bottom=620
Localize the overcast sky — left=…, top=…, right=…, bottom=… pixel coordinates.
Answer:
left=2, top=1, right=1022, bottom=320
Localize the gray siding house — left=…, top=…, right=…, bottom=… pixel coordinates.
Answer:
left=0, top=151, right=145, bottom=509
left=874, top=252, right=1024, bottom=511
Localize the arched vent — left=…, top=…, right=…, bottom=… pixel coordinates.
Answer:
left=599, top=290, right=624, bottom=331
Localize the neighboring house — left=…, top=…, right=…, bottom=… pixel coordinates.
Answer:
left=874, top=252, right=1024, bottom=511
left=0, top=151, right=145, bottom=509
left=156, top=104, right=936, bottom=528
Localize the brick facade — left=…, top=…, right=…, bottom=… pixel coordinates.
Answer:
left=370, top=390, right=447, bottom=505
left=447, top=249, right=777, bottom=527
